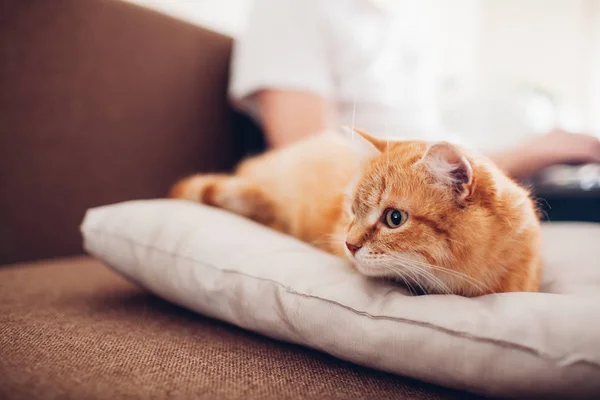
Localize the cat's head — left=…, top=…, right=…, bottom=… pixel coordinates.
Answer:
left=342, top=127, right=539, bottom=296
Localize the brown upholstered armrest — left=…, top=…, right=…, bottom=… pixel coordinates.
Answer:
left=0, top=0, right=250, bottom=264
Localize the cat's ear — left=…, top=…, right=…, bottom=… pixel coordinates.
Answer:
left=421, top=142, right=474, bottom=200
left=341, top=126, right=388, bottom=160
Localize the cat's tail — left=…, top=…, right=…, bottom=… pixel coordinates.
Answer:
left=168, top=174, right=276, bottom=226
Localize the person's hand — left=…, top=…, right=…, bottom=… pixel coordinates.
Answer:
left=488, top=129, right=600, bottom=179
left=526, top=129, right=600, bottom=168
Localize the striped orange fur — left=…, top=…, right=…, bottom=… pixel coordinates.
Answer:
left=169, top=129, right=541, bottom=296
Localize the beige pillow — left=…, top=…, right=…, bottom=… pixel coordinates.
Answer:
left=81, top=200, right=600, bottom=398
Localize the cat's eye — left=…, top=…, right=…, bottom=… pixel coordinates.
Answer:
left=384, top=209, right=408, bottom=229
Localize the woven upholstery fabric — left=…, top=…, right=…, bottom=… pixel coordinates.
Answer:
left=0, top=257, right=477, bottom=400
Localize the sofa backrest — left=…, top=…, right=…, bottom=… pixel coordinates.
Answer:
left=0, top=0, right=259, bottom=264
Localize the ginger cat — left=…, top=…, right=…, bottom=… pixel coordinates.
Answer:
left=169, top=129, right=542, bottom=297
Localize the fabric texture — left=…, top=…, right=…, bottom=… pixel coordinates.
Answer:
left=81, top=199, right=600, bottom=399
left=0, top=256, right=479, bottom=400
left=0, top=0, right=248, bottom=265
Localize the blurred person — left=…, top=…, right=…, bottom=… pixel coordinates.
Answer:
left=229, top=0, right=600, bottom=179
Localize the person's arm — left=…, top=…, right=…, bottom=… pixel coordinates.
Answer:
left=229, top=0, right=333, bottom=147
left=487, top=129, right=600, bottom=180
left=487, top=146, right=542, bottom=180
left=257, top=90, right=333, bottom=148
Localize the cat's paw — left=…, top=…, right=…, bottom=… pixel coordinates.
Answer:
left=214, top=178, right=276, bottom=225
left=168, top=174, right=223, bottom=203
left=168, top=175, right=276, bottom=226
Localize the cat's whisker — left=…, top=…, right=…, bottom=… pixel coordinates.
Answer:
left=388, top=254, right=489, bottom=293
left=403, top=264, right=452, bottom=295
left=397, top=265, right=430, bottom=294
left=418, top=263, right=488, bottom=293
left=381, top=265, right=417, bottom=295
left=384, top=259, right=451, bottom=295
left=414, top=262, right=489, bottom=292
left=398, top=257, right=484, bottom=288
left=351, top=93, right=356, bottom=142
left=384, top=121, right=391, bottom=181
left=409, top=266, right=449, bottom=295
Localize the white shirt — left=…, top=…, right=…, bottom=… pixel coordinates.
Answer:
left=229, top=0, right=446, bottom=140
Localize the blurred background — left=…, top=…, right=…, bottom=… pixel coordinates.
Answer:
left=127, top=0, right=600, bottom=151
left=2, top=0, right=600, bottom=267
left=121, top=0, right=600, bottom=222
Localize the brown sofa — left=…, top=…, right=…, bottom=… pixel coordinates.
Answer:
left=0, top=1, right=482, bottom=398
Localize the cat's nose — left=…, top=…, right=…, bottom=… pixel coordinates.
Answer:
left=345, top=241, right=362, bottom=256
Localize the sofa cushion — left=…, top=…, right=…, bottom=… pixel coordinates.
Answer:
left=0, top=256, right=476, bottom=400
left=0, top=0, right=244, bottom=265
left=81, top=199, right=600, bottom=399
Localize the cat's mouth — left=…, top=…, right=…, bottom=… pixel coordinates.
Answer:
left=350, top=250, right=397, bottom=278
left=353, top=261, right=386, bottom=277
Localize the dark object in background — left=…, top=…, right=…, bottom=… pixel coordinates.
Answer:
left=233, top=110, right=266, bottom=157
left=532, top=164, right=600, bottom=223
